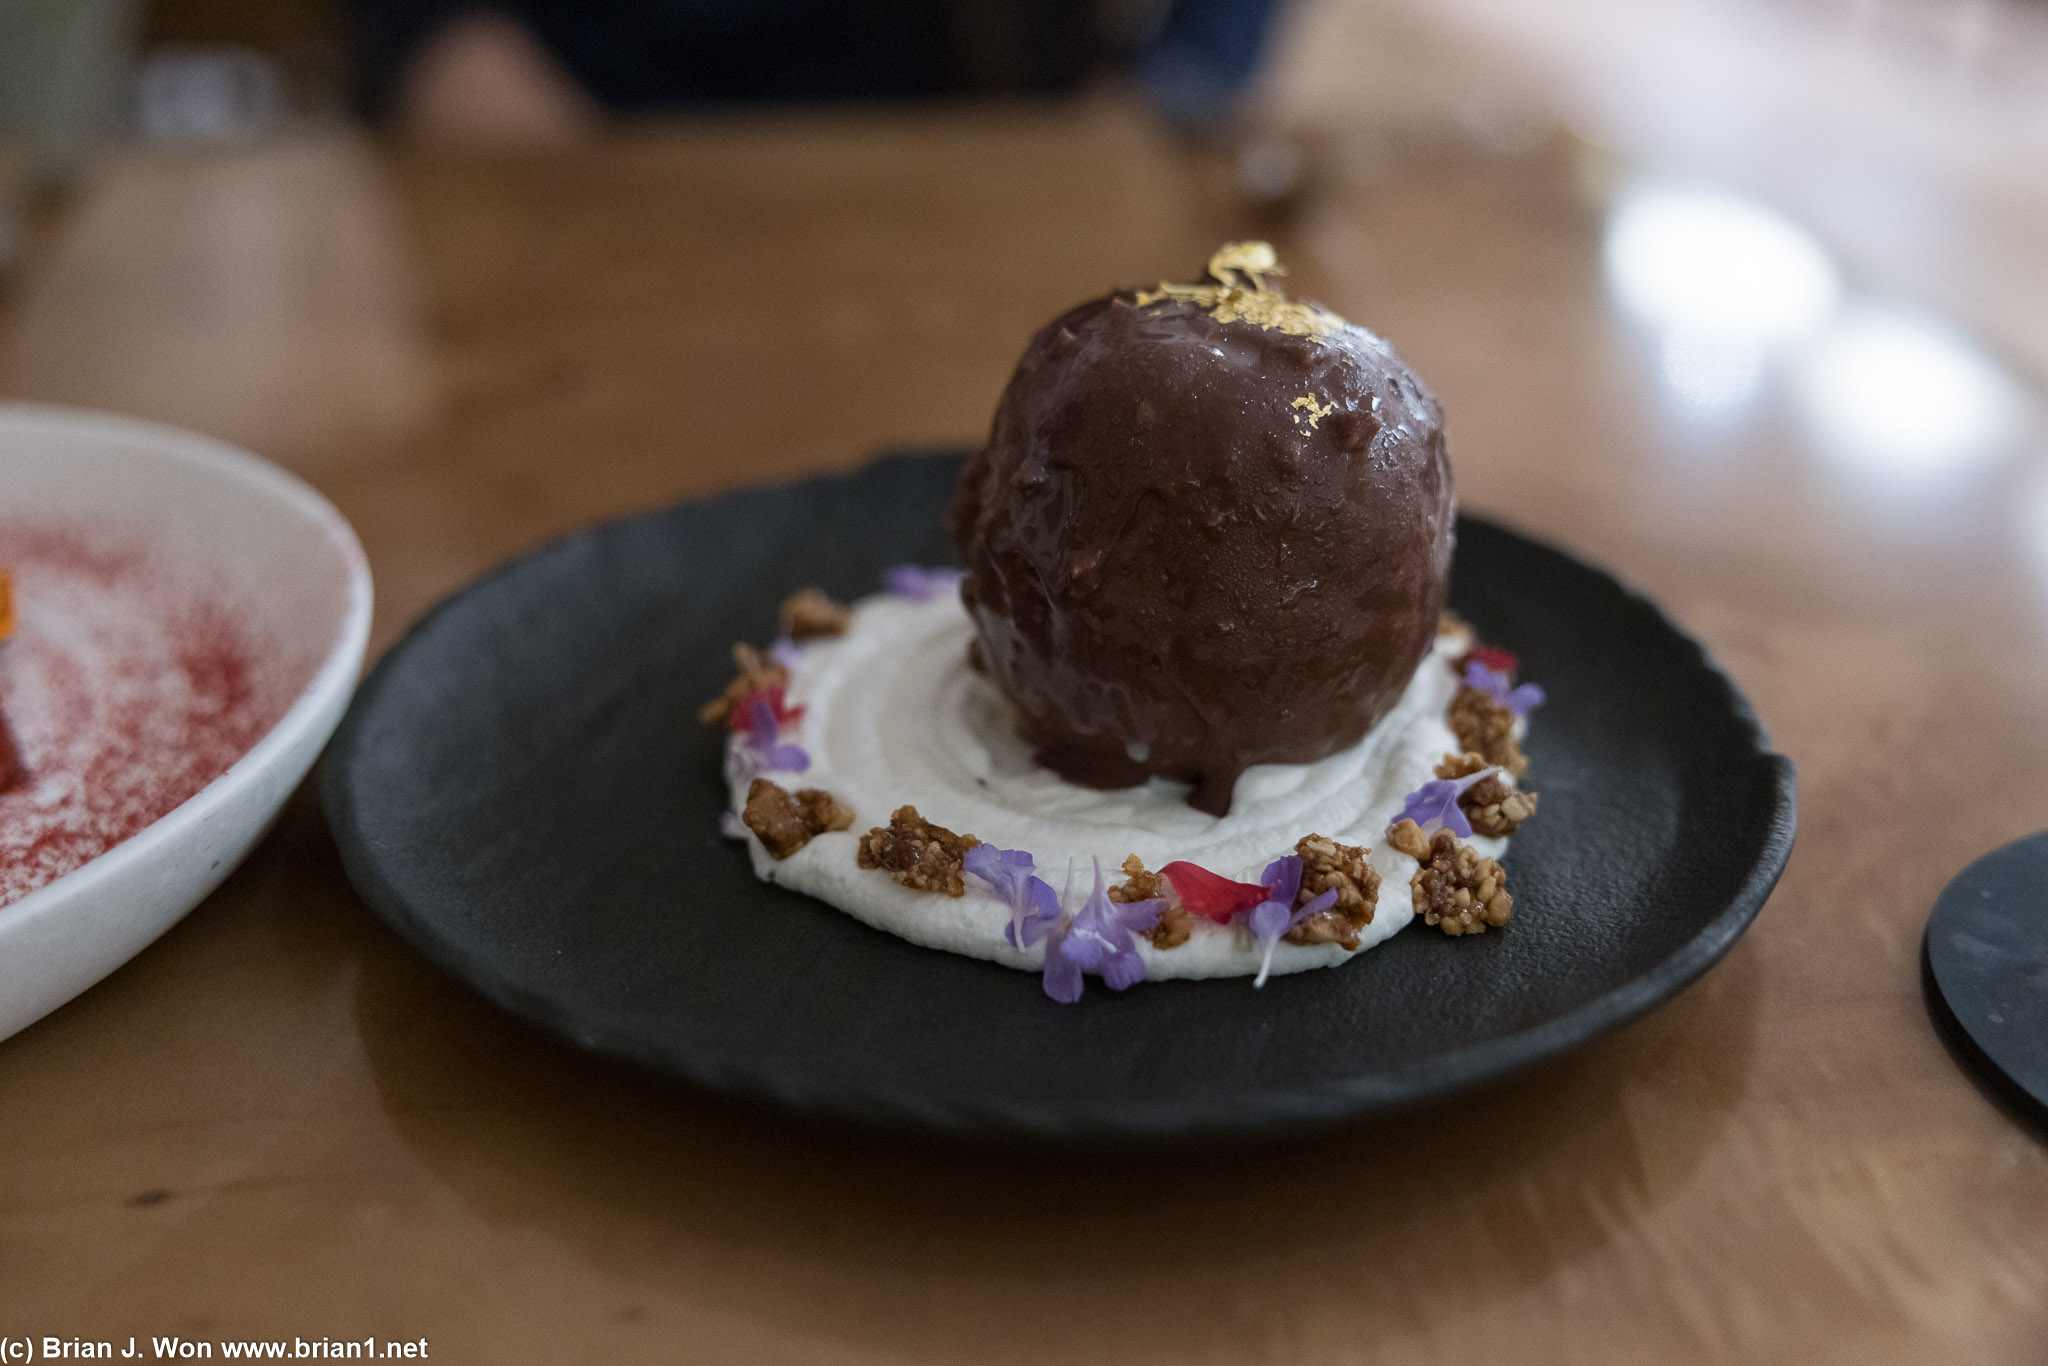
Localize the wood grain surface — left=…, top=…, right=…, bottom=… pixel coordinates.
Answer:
left=0, top=95, right=2043, bottom=1364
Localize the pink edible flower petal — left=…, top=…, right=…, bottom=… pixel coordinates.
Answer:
left=1159, top=861, right=1271, bottom=921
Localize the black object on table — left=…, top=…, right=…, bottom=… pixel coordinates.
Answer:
left=1923, top=831, right=2048, bottom=1134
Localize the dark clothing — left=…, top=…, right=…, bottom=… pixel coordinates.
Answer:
left=351, top=0, right=1108, bottom=117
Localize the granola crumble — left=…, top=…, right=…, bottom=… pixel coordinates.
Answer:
left=1284, top=833, right=1381, bottom=950
left=779, top=588, right=851, bottom=640
left=698, top=642, right=789, bottom=727
left=1409, top=827, right=1513, bottom=936
left=1448, top=684, right=1528, bottom=778
left=793, top=787, right=855, bottom=835
left=855, top=805, right=980, bottom=896
left=1434, top=751, right=1539, bottom=837
left=1112, top=854, right=1190, bottom=949
left=742, top=778, right=854, bottom=859
left=1386, top=817, right=1432, bottom=862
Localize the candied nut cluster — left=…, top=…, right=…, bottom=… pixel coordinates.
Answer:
left=1284, top=833, right=1382, bottom=951
left=1112, top=855, right=1190, bottom=949
left=794, top=787, right=855, bottom=835
left=1433, top=751, right=1539, bottom=837
left=779, top=588, right=851, bottom=640
left=1386, top=817, right=1432, bottom=862
left=855, top=805, right=980, bottom=896
left=1109, top=854, right=1170, bottom=904
left=1448, top=685, right=1528, bottom=778
left=698, top=642, right=788, bottom=727
left=1434, top=751, right=1487, bottom=782
left=742, top=779, right=855, bottom=859
left=1410, top=827, right=1512, bottom=935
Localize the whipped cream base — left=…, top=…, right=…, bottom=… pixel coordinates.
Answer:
left=726, top=590, right=1509, bottom=982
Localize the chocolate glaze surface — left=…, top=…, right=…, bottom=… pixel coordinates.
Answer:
left=948, top=277, right=1455, bottom=815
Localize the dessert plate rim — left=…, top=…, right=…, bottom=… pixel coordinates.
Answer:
left=323, top=450, right=1796, bottom=1142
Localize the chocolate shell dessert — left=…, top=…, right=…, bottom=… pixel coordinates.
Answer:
left=708, top=244, right=1546, bottom=1001
left=949, top=244, right=1455, bottom=815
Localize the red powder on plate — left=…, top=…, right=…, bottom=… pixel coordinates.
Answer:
left=0, top=523, right=295, bottom=908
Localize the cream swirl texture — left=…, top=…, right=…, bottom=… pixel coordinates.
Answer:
left=726, top=589, right=1512, bottom=981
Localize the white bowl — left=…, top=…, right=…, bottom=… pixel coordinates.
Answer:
left=0, top=403, right=370, bottom=1039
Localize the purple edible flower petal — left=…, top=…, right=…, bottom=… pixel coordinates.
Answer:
left=1035, top=857, right=1162, bottom=1003
left=1099, top=938, right=1150, bottom=991
left=1042, top=933, right=1085, bottom=1004
left=1462, top=660, right=1545, bottom=717
left=1395, top=779, right=1474, bottom=839
left=727, top=697, right=811, bottom=784
left=884, top=565, right=965, bottom=601
left=965, top=843, right=1061, bottom=953
left=1090, top=874, right=1164, bottom=993
left=743, top=697, right=781, bottom=739
left=767, top=636, right=805, bottom=669
left=765, top=742, right=810, bottom=771
left=1392, top=766, right=1504, bottom=841
left=1236, top=854, right=1340, bottom=987
left=1259, top=854, right=1304, bottom=908
left=728, top=734, right=810, bottom=782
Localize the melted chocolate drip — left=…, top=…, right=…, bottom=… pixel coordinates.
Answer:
left=949, top=287, right=1455, bottom=815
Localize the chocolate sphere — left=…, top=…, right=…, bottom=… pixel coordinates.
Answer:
left=948, top=247, right=1455, bottom=815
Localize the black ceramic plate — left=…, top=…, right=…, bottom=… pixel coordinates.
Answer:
left=323, top=451, right=1795, bottom=1141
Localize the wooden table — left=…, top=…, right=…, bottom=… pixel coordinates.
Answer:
left=1, top=97, right=2044, bottom=1363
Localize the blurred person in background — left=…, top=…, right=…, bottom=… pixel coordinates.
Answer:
left=350, top=0, right=1286, bottom=143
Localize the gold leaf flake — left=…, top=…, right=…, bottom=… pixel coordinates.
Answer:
left=1290, top=394, right=1335, bottom=428
left=1207, top=241, right=1282, bottom=289
left=1133, top=241, right=1347, bottom=338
